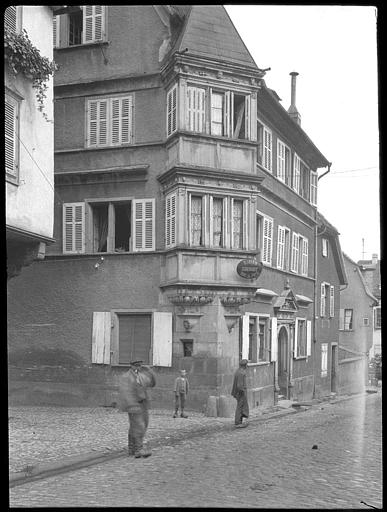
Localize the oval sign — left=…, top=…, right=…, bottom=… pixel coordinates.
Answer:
left=237, top=258, right=263, bottom=279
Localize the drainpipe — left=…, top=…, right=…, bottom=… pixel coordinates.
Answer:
left=312, top=162, right=332, bottom=398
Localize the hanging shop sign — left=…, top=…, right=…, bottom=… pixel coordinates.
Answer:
left=236, top=257, right=263, bottom=279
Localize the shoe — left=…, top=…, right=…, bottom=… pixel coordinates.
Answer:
left=134, top=449, right=152, bottom=458
left=173, top=413, right=178, bottom=418
left=180, top=413, right=188, bottom=418
left=235, top=423, right=248, bottom=429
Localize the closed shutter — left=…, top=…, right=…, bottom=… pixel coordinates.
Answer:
left=87, top=99, right=108, bottom=147
left=152, top=312, right=172, bottom=366
left=294, top=319, right=299, bottom=358
left=92, top=312, right=111, bottom=364
left=165, top=193, right=176, bottom=248
left=167, top=85, right=177, bottom=136
left=270, top=317, right=278, bottom=362
left=5, top=96, right=17, bottom=177
left=320, top=283, right=326, bottom=317
left=339, top=308, right=344, bottom=330
left=277, top=141, right=286, bottom=182
left=262, top=217, right=273, bottom=265
left=241, top=314, right=249, bottom=361
left=277, top=226, right=285, bottom=269
left=301, top=237, right=308, bottom=276
left=306, top=320, right=312, bottom=357
left=5, top=6, right=17, bottom=32
left=187, top=87, right=205, bottom=132
left=329, top=285, right=335, bottom=317
left=63, top=203, right=85, bottom=253
left=263, top=127, right=272, bottom=171
left=83, top=5, right=105, bottom=43
left=290, top=232, right=299, bottom=272
left=111, top=96, right=132, bottom=145
left=133, top=199, right=155, bottom=252
left=244, top=94, right=251, bottom=140
left=293, top=154, right=301, bottom=193
left=53, top=16, right=57, bottom=47
left=310, top=171, right=318, bottom=206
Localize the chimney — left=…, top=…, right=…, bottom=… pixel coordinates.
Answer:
left=288, top=72, right=301, bottom=125
left=372, top=253, right=378, bottom=265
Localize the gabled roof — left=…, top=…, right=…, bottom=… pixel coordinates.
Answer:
left=342, top=252, right=378, bottom=304
left=317, top=211, right=347, bottom=286
left=167, top=5, right=259, bottom=69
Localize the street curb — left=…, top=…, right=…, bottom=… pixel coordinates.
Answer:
left=9, top=390, right=377, bottom=488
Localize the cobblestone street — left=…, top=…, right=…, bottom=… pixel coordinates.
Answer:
left=9, top=392, right=382, bottom=508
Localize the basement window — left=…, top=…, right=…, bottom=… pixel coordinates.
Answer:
left=181, top=339, right=193, bottom=357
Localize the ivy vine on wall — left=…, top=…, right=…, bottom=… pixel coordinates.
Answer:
left=4, top=26, right=57, bottom=122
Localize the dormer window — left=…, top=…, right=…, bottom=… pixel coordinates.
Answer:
left=54, top=6, right=106, bottom=48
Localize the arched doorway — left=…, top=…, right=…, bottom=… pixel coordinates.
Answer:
left=277, top=325, right=289, bottom=398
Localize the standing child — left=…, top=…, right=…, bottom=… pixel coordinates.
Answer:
left=173, top=369, right=189, bottom=418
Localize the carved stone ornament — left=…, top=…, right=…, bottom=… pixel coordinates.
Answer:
left=224, top=315, right=240, bottom=333
left=168, top=291, right=215, bottom=307
left=220, top=295, right=252, bottom=310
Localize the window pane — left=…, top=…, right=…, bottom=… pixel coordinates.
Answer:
left=191, top=196, right=203, bottom=246
left=118, top=314, right=151, bottom=364
left=212, top=198, right=223, bottom=246
left=232, top=200, right=243, bottom=249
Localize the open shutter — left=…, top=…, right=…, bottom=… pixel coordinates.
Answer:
left=270, top=317, right=278, bottom=362
left=294, top=319, right=299, bottom=358
left=133, top=199, right=155, bottom=251
left=320, top=283, right=326, bottom=316
left=301, top=238, right=308, bottom=276
left=53, top=16, right=58, bottom=48
left=306, top=320, right=312, bottom=357
left=263, top=127, right=272, bottom=171
left=83, top=5, right=105, bottom=43
left=244, top=94, right=251, bottom=140
left=310, top=171, right=318, bottom=206
left=291, top=232, right=299, bottom=272
left=262, top=217, right=273, bottom=265
left=166, top=193, right=176, bottom=248
left=152, top=312, right=172, bottom=366
left=92, top=312, right=111, bottom=364
left=5, top=96, right=17, bottom=177
left=339, top=308, right=344, bottom=330
left=329, top=285, right=335, bottom=317
left=277, top=226, right=285, bottom=269
left=241, top=314, right=249, bottom=361
left=224, top=91, right=231, bottom=137
left=5, top=6, right=17, bottom=32
left=63, top=203, right=85, bottom=254
left=293, top=154, right=301, bottom=193
left=167, top=85, right=177, bottom=136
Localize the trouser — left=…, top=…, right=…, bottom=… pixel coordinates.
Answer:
left=128, top=400, right=149, bottom=453
left=234, top=391, right=249, bottom=425
left=174, top=392, right=186, bottom=413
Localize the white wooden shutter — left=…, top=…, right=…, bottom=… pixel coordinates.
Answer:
left=133, top=199, right=155, bottom=252
left=83, top=5, right=105, bottom=43
left=87, top=99, right=108, bottom=147
left=224, top=91, right=231, bottom=137
left=293, top=154, right=301, bottom=193
left=310, top=171, right=318, bottom=206
left=5, top=6, right=17, bottom=32
left=277, top=226, right=285, bottom=269
left=339, top=308, right=344, bottom=330
left=301, top=237, right=308, bottom=276
left=320, top=283, right=326, bottom=317
left=165, top=193, right=176, bottom=248
left=63, top=203, right=85, bottom=254
left=329, top=285, right=335, bottom=317
left=270, top=317, right=278, bottom=362
left=262, top=217, right=273, bottom=265
left=290, top=232, right=299, bottom=273
left=5, top=96, right=17, bottom=177
left=53, top=16, right=58, bottom=48
left=294, top=319, right=299, bottom=358
left=92, top=312, right=111, bottom=364
left=152, top=312, right=172, bottom=366
left=306, top=320, right=312, bottom=357
left=263, top=127, right=272, bottom=172
left=244, top=94, right=251, bottom=140
left=167, top=85, right=177, bottom=136
left=187, top=86, right=205, bottom=132
left=241, top=314, right=249, bottom=361
left=111, top=96, right=132, bottom=145
left=277, top=141, right=286, bottom=182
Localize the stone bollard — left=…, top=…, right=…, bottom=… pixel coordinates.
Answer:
left=205, top=395, right=218, bottom=417
left=217, top=395, right=234, bottom=418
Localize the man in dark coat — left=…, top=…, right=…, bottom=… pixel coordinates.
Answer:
left=118, top=360, right=156, bottom=458
left=231, top=359, right=249, bottom=428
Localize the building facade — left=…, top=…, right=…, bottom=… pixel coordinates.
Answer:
left=7, top=5, right=332, bottom=412
left=358, top=254, right=381, bottom=358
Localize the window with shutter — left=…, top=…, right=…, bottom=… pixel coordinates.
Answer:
left=293, top=154, right=301, bottom=193
left=270, top=317, right=278, bottom=362
left=190, top=195, right=204, bottom=246
left=63, top=203, right=85, bottom=254
left=92, top=312, right=111, bottom=364
left=263, top=127, right=272, bottom=172
left=277, top=226, right=285, bottom=269
left=5, top=6, right=17, bottom=32
left=167, top=85, right=177, bottom=137
left=290, top=233, right=299, bottom=273
left=320, top=282, right=326, bottom=317
left=339, top=308, right=345, bottom=330
left=310, top=171, right=318, bottom=206
left=277, top=140, right=286, bottom=182
left=262, top=216, right=273, bottom=265
left=133, top=199, right=155, bottom=252
left=5, top=94, right=19, bottom=181
left=53, top=16, right=58, bottom=48
left=152, top=312, right=172, bottom=366
left=187, top=86, right=205, bottom=133
left=321, top=343, right=328, bottom=377
left=83, top=5, right=105, bottom=43
left=111, top=96, right=132, bottom=145
left=165, top=193, right=176, bottom=248
left=301, top=237, right=308, bottom=276
left=329, top=285, right=335, bottom=317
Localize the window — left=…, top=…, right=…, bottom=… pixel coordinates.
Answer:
left=187, top=86, right=205, bottom=133
left=167, top=85, right=177, bottom=137
left=181, top=340, right=193, bottom=357
left=276, top=225, right=290, bottom=271
left=262, top=126, right=273, bottom=172
left=190, top=195, right=204, bottom=246
left=310, top=171, right=318, bottom=206
left=5, top=93, right=19, bottom=183
left=363, top=318, right=370, bottom=326
left=209, top=90, right=251, bottom=140
left=86, top=95, right=133, bottom=148
left=300, top=237, right=309, bottom=276
left=63, top=199, right=154, bottom=254
left=329, top=285, right=335, bottom=317
left=374, top=307, right=381, bottom=329
left=339, top=308, right=353, bottom=330
left=242, top=314, right=270, bottom=363
left=210, top=92, right=224, bottom=136
left=231, top=199, right=244, bottom=249
left=257, top=214, right=273, bottom=265
left=165, top=193, right=176, bottom=248
left=54, top=6, right=106, bottom=48
left=320, top=282, right=334, bottom=318
left=300, top=161, right=310, bottom=201
left=322, top=238, right=329, bottom=257
left=210, top=197, right=225, bottom=247
left=277, top=140, right=291, bottom=184
left=321, top=343, right=328, bottom=377
left=291, top=233, right=308, bottom=275
left=293, top=154, right=301, bottom=193
left=295, top=318, right=307, bottom=358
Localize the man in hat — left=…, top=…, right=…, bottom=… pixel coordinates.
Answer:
left=231, top=359, right=249, bottom=428
left=118, top=360, right=156, bottom=458
left=173, top=369, right=189, bottom=418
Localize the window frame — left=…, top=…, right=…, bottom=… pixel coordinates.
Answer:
left=310, top=170, right=318, bottom=206
left=322, top=238, right=329, bottom=257
left=242, top=313, right=271, bottom=364
left=321, top=343, right=328, bottom=377
left=276, top=139, right=291, bottom=184
left=294, top=317, right=307, bottom=359
left=374, top=306, right=381, bottom=329
left=276, top=225, right=290, bottom=271
left=54, top=6, right=106, bottom=48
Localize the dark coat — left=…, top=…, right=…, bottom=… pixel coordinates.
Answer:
left=118, top=366, right=156, bottom=413
left=231, top=367, right=247, bottom=398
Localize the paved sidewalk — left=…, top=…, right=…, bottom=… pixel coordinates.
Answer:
left=9, top=388, right=379, bottom=486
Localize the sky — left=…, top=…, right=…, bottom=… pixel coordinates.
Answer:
left=226, top=5, right=380, bottom=263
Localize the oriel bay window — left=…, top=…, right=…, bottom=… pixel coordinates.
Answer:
left=63, top=198, right=155, bottom=254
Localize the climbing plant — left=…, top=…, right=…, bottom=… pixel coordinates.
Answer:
left=4, top=26, right=57, bottom=121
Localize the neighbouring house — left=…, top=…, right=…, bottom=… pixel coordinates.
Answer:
left=339, top=252, right=378, bottom=394
left=358, top=254, right=381, bottom=359
left=5, top=6, right=67, bottom=278
left=7, top=5, right=332, bottom=413
left=314, top=212, right=347, bottom=398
